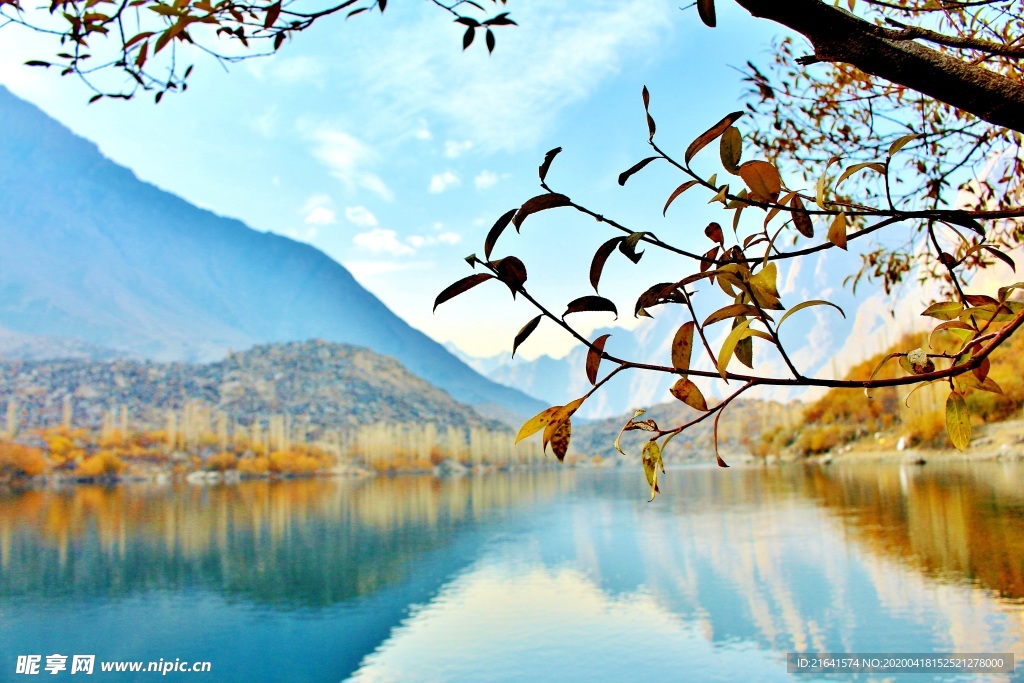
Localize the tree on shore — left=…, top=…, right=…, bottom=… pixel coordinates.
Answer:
left=4, top=0, right=1024, bottom=497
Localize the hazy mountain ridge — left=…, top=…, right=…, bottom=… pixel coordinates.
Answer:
left=0, top=86, right=543, bottom=420
left=0, top=340, right=503, bottom=434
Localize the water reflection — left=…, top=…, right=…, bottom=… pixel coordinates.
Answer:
left=0, top=464, right=1022, bottom=682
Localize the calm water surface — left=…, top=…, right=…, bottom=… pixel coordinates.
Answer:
left=1, top=463, right=1023, bottom=682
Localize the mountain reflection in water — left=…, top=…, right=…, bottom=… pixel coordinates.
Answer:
left=1, top=464, right=1022, bottom=682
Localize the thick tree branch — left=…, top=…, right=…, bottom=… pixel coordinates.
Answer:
left=732, top=0, right=1024, bottom=134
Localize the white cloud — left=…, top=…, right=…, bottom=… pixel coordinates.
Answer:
left=309, top=128, right=394, bottom=201
left=301, top=194, right=337, bottom=225
left=429, top=171, right=461, bottom=194
left=349, top=0, right=675, bottom=150
left=406, top=232, right=463, bottom=248
left=353, top=228, right=414, bottom=256
left=414, top=128, right=433, bottom=140
left=474, top=170, right=499, bottom=190
left=304, top=206, right=336, bottom=226
left=345, top=205, right=379, bottom=228
left=444, top=139, right=474, bottom=158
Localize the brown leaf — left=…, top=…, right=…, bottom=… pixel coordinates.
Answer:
left=663, top=180, right=700, bottom=216
left=538, top=147, right=562, bottom=182
left=618, top=156, right=659, bottom=186
left=434, top=273, right=494, bottom=311
left=737, top=160, right=781, bottom=203
left=484, top=208, right=517, bottom=260
left=685, top=111, right=744, bottom=164
left=670, top=377, right=708, bottom=411
left=671, top=322, right=694, bottom=373
left=704, top=222, right=724, bottom=245
left=512, top=193, right=571, bottom=230
left=545, top=417, right=572, bottom=461
left=790, top=195, right=814, bottom=238
left=590, top=237, right=622, bottom=292
left=512, top=315, right=542, bottom=358
left=586, top=334, right=611, bottom=385
left=516, top=406, right=561, bottom=444
left=697, top=0, right=716, bottom=27
left=494, top=256, right=527, bottom=294
left=563, top=295, right=618, bottom=319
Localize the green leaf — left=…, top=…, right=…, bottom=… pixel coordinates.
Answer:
left=671, top=322, right=695, bottom=372
left=921, top=301, right=964, bottom=321
left=945, top=390, right=971, bottom=451
left=716, top=319, right=752, bottom=378
left=777, top=299, right=845, bottom=328
left=434, top=273, right=494, bottom=311
left=586, top=334, right=611, bottom=385
left=512, top=315, right=542, bottom=358
left=669, top=378, right=708, bottom=411
left=685, top=111, right=744, bottom=164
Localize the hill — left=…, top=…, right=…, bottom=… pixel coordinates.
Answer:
left=0, top=340, right=503, bottom=437
left=0, top=86, right=543, bottom=421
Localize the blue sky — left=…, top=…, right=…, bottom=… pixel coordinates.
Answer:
left=0, top=1, right=799, bottom=361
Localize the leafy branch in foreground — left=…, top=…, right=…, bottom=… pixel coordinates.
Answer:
left=1, top=0, right=514, bottom=102
left=436, top=82, right=1024, bottom=498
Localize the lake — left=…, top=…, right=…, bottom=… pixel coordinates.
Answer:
left=1, top=463, right=1022, bottom=682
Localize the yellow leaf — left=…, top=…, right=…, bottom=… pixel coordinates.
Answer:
left=945, top=390, right=971, bottom=451
left=670, top=322, right=694, bottom=372
left=827, top=212, right=847, bottom=250
left=641, top=440, right=664, bottom=501
left=669, top=378, right=708, bottom=411
left=737, top=160, right=781, bottom=203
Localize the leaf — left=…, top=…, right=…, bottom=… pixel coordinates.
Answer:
left=749, top=262, right=784, bottom=310
left=921, top=301, right=964, bottom=320
left=827, top=211, right=848, bottom=250
left=483, top=208, right=517, bottom=259
left=942, top=214, right=985, bottom=237
left=545, top=417, right=572, bottom=461
left=619, top=231, right=649, bottom=263
left=513, top=193, right=571, bottom=230
left=516, top=406, right=561, bottom=444
left=777, top=299, right=845, bottom=328
left=670, top=378, right=708, bottom=411
left=982, top=246, right=1015, bottom=271
left=963, top=294, right=998, bottom=307
left=945, top=390, right=971, bottom=452
left=538, top=147, right=562, bottom=182
left=495, top=255, right=527, bottom=294
left=512, top=315, right=542, bottom=358
left=646, top=113, right=656, bottom=139
left=816, top=156, right=840, bottom=209
left=433, top=273, right=494, bottom=311
left=835, top=161, right=886, bottom=189
left=642, top=85, right=650, bottom=110
left=719, top=125, right=742, bottom=175
left=865, top=352, right=901, bottom=397
left=263, top=1, right=280, bottom=29
left=736, top=333, right=753, bottom=368
left=790, top=195, right=814, bottom=238
left=586, top=334, right=611, bottom=385
left=124, top=31, right=154, bottom=48
left=462, top=26, right=475, bottom=49
left=618, top=156, right=659, bottom=186
left=713, top=412, right=729, bottom=468
left=671, top=322, right=694, bottom=372
left=888, top=132, right=920, bottom=156
left=685, top=111, right=744, bottom=164
left=663, top=180, right=700, bottom=216
left=563, top=296, right=618, bottom=319
left=485, top=28, right=495, bottom=53
left=135, top=40, right=149, bottom=68
left=737, top=160, right=782, bottom=203
left=590, top=237, right=622, bottom=292
left=641, top=440, right=664, bottom=501
left=696, top=0, right=716, bottom=27
left=704, top=222, right=724, bottom=245
left=703, top=304, right=761, bottom=327
left=716, top=319, right=752, bottom=378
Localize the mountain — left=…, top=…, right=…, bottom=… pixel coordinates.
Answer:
left=0, top=86, right=544, bottom=421
left=0, top=340, right=503, bottom=434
